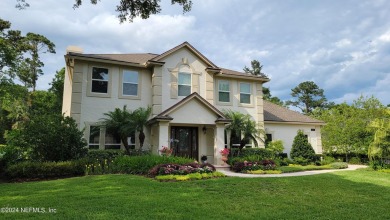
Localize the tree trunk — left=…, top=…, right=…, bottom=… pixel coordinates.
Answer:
left=139, top=130, right=145, bottom=149
left=121, top=137, right=131, bottom=155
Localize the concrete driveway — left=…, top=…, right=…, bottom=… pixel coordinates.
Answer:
left=218, top=165, right=367, bottom=178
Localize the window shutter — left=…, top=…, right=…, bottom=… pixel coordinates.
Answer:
left=192, top=74, right=199, bottom=94
left=170, top=71, right=178, bottom=99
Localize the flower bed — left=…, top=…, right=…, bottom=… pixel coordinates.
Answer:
left=232, top=160, right=277, bottom=173
left=149, top=162, right=226, bottom=181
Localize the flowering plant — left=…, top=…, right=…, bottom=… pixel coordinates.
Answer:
left=220, top=148, right=230, bottom=155
left=159, top=146, right=173, bottom=156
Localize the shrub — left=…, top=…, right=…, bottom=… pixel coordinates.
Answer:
left=148, top=162, right=215, bottom=177
left=293, top=157, right=309, bottom=166
left=329, top=162, right=348, bottom=169
left=5, top=160, right=85, bottom=179
left=85, top=150, right=125, bottom=163
left=112, top=155, right=193, bottom=175
left=290, top=130, right=315, bottom=161
left=266, top=140, right=284, bottom=154
left=348, top=157, right=362, bottom=165
left=231, top=160, right=276, bottom=173
left=321, top=156, right=336, bottom=165
left=230, top=148, right=274, bottom=159
left=6, top=114, right=87, bottom=162
left=0, top=145, right=27, bottom=170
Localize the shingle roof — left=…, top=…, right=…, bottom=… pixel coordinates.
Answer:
left=263, top=100, right=325, bottom=124
left=67, top=42, right=268, bottom=80
left=74, top=53, right=159, bottom=65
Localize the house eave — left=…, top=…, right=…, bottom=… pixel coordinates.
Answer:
left=65, top=53, right=147, bottom=68
left=214, top=72, right=270, bottom=82
left=264, top=120, right=326, bottom=126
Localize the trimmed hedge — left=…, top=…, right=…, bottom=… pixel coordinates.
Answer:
left=5, top=160, right=85, bottom=179
left=111, top=155, right=194, bottom=175
left=85, top=150, right=125, bottom=163
left=230, top=148, right=274, bottom=158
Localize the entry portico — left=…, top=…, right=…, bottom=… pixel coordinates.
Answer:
left=148, top=92, right=231, bottom=165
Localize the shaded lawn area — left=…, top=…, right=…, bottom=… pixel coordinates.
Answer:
left=0, top=171, right=389, bottom=219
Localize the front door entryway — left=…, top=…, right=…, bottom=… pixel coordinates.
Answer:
left=171, top=127, right=198, bottom=159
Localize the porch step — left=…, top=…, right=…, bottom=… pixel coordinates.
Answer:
left=214, top=165, right=231, bottom=172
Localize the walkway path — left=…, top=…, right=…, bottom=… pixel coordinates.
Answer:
left=218, top=165, right=367, bottom=178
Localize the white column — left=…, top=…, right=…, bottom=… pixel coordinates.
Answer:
left=158, top=121, right=170, bottom=155
left=214, top=123, right=225, bottom=165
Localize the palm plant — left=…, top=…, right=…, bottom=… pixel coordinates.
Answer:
left=132, top=106, right=152, bottom=149
left=240, top=117, right=265, bottom=149
left=100, top=105, right=135, bottom=154
left=223, top=110, right=245, bottom=147
left=223, top=110, right=265, bottom=151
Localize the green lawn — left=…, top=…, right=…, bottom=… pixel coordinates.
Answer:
left=0, top=171, right=389, bottom=219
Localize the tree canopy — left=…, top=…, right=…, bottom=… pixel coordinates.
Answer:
left=286, top=81, right=328, bottom=114
left=315, top=95, right=388, bottom=161
left=16, top=0, right=193, bottom=23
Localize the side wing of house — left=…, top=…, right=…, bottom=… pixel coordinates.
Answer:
left=263, top=100, right=325, bottom=157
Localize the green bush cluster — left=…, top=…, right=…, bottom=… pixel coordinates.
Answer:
left=231, top=148, right=274, bottom=158
left=348, top=157, right=362, bottom=165
left=5, top=160, right=85, bottom=179
left=85, top=150, right=125, bottom=163
left=111, top=155, right=194, bottom=175
left=329, top=162, right=348, bottom=169
left=290, top=130, right=315, bottom=161
left=6, top=114, right=87, bottom=162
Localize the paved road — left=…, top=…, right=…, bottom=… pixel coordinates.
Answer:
left=218, top=165, right=367, bottom=178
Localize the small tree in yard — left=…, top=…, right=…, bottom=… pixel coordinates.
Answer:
left=6, top=114, right=87, bottom=162
left=290, top=130, right=315, bottom=161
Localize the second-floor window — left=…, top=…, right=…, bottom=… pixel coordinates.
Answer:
left=178, top=72, right=191, bottom=96
left=92, top=67, right=109, bottom=93
left=122, top=70, right=138, bottom=96
left=240, top=83, right=251, bottom=104
left=218, top=80, right=230, bottom=102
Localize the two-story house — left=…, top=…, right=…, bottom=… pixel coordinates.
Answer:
left=63, top=42, right=324, bottom=165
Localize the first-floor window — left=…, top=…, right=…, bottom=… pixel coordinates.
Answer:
left=265, top=133, right=273, bottom=146
left=91, top=67, right=109, bottom=93
left=240, top=82, right=251, bottom=104
left=128, top=132, right=136, bottom=149
left=89, top=126, right=100, bottom=149
left=105, top=131, right=121, bottom=150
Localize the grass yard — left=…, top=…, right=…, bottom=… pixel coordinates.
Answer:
left=0, top=171, right=389, bottom=219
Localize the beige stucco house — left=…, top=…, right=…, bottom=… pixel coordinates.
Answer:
left=62, top=42, right=324, bottom=165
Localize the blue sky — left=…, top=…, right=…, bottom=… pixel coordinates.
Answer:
left=1, top=0, right=389, bottom=105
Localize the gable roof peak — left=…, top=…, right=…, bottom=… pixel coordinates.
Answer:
left=150, top=41, right=218, bottom=68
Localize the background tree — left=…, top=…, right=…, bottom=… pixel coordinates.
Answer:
left=243, top=60, right=267, bottom=77
left=243, top=59, right=284, bottom=106
left=16, top=0, right=192, bottom=23
left=368, top=112, right=390, bottom=162
left=48, top=67, right=65, bottom=112
left=0, top=18, right=24, bottom=80
left=316, top=96, right=387, bottom=161
left=286, top=81, right=327, bottom=114
left=12, top=33, right=56, bottom=91
left=290, top=130, right=315, bottom=161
